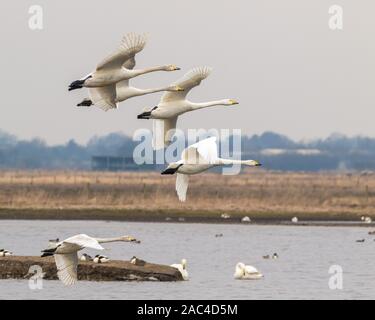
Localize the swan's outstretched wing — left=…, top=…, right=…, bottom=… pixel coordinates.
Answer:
left=176, top=174, right=189, bottom=202
left=96, top=33, right=147, bottom=72
left=182, top=137, right=218, bottom=164
left=152, top=118, right=178, bottom=150
left=63, top=234, right=104, bottom=250
left=88, top=84, right=118, bottom=111
left=54, top=253, right=78, bottom=286
left=116, top=56, right=136, bottom=90
left=161, top=67, right=212, bottom=103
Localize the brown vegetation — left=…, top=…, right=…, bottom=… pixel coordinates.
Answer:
left=0, top=170, right=374, bottom=220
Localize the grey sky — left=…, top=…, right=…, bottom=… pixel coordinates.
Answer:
left=1, top=0, right=374, bottom=145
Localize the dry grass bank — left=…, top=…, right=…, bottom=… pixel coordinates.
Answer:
left=0, top=170, right=374, bottom=220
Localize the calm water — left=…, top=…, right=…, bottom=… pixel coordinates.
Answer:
left=0, top=220, right=374, bottom=300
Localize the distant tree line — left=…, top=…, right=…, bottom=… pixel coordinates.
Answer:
left=0, top=129, right=374, bottom=171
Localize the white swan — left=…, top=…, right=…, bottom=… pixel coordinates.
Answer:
left=241, top=216, right=251, bottom=223
left=234, top=262, right=263, bottom=280
left=93, top=255, right=110, bottom=264
left=291, top=217, right=299, bottom=223
left=170, top=259, right=189, bottom=281
left=137, top=67, right=239, bottom=149
left=161, top=137, right=261, bottom=202
left=0, top=249, right=13, bottom=257
left=77, top=56, right=184, bottom=111
left=68, top=33, right=180, bottom=92
left=41, top=234, right=138, bottom=286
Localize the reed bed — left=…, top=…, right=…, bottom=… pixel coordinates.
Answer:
left=0, top=170, right=374, bottom=219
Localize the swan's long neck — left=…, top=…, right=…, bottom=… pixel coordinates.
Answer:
left=134, top=86, right=171, bottom=96
left=95, top=237, right=125, bottom=244
left=214, top=158, right=252, bottom=166
left=190, top=100, right=228, bottom=110
left=128, top=66, right=166, bottom=78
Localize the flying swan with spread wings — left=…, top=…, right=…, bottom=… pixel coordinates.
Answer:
left=161, top=137, right=261, bottom=202
left=41, top=234, right=139, bottom=286
left=74, top=33, right=183, bottom=111
left=69, top=33, right=180, bottom=110
left=137, top=67, right=239, bottom=150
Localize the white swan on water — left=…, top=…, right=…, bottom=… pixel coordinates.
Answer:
left=170, top=259, right=189, bottom=281
left=234, top=262, right=263, bottom=280
left=68, top=32, right=180, bottom=94
left=41, top=234, right=138, bottom=286
left=161, top=137, right=261, bottom=202
left=137, top=67, right=239, bottom=149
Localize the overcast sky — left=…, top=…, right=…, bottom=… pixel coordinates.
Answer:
left=1, top=0, right=374, bottom=145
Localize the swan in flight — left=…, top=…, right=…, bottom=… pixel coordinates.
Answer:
left=41, top=234, right=139, bottom=286
left=0, top=249, right=13, bottom=257
left=93, top=255, right=110, bottom=264
left=77, top=56, right=184, bottom=111
left=68, top=32, right=180, bottom=92
left=161, top=137, right=261, bottom=202
left=137, top=67, right=239, bottom=149
left=170, top=259, right=189, bottom=281
left=234, top=262, right=263, bottom=280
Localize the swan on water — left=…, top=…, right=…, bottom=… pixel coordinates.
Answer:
left=161, top=137, right=261, bottom=202
left=170, top=259, right=189, bottom=281
left=291, top=217, right=298, bottom=223
left=234, top=262, right=263, bottom=280
left=68, top=32, right=180, bottom=92
left=241, top=216, right=251, bottom=223
left=137, top=67, right=239, bottom=149
left=80, top=253, right=93, bottom=262
left=77, top=55, right=184, bottom=111
left=93, top=255, right=110, bottom=264
left=0, top=249, right=13, bottom=257
left=41, top=234, right=139, bottom=286
left=221, top=213, right=231, bottom=219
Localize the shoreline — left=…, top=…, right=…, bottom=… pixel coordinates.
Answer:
left=0, top=208, right=373, bottom=227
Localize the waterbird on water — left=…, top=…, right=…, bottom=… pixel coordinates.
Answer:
left=234, top=262, right=263, bottom=280
left=291, top=217, right=299, bottom=223
left=263, top=253, right=279, bottom=260
left=41, top=234, right=139, bottom=286
left=161, top=137, right=261, bottom=202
